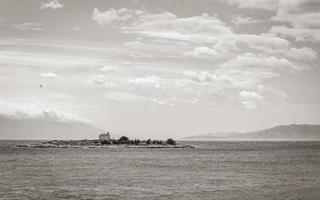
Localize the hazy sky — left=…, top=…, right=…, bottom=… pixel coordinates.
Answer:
left=0, top=0, right=319, bottom=139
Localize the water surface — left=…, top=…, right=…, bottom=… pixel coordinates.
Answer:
left=1, top=140, right=319, bottom=200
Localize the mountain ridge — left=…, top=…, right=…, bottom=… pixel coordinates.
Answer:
left=0, top=117, right=119, bottom=140
left=182, top=124, right=320, bottom=140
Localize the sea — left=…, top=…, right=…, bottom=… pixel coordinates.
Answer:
left=0, top=140, right=319, bottom=200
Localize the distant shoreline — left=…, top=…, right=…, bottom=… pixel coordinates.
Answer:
left=16, top=138, right=195, bottom=149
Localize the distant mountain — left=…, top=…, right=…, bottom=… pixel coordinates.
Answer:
left=182, top=124, right=320, bottom=140
left=182, top=132, right=240, bottom=140
left=0, top=118, right=118, bottom=140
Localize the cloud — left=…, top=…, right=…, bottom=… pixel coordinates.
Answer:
left=103, top=8, right=315, bottom=61
left=212, top=38, right=239, bottom=53
left=93, top=8, right=232, bottom=44
left=72, top=27, right=80, bottom=31
left=87, top=7, right=316, bottom=109
left=182, top=68, right=285, bottom=108
left=273, top=0, right=320, bottom=28
left=12, top=22, right=45, bottom=31
left=124, top=12, right=233, bottom=43
left=239, top=90, right=264, bottom=100
left=184, top=47, right=221, bottom=59
left=224, top=0, right=320, bottom=42
left=102, top=92, right=173, bottom=106
left=270, top=0, right=320, bottom=42
left=40, top=72, right=57, bottom=79
left=93, top=7, right=317, bottom=62
left=285, top=47, right=318, bottom=60
left=230, top=34, right=317, bottom=60
left=232, top=15, right=260, bottom=27
left=88, top=74, right=116, bottom=88
left=40, top=0, right=64, bottom=10
left=184, top=71, right=218, bottom=82
left=184, top=66, right=279, bottom=91
left=226, top=0, right=279, bottom=11
left=269, top=26, right=320, bottom=42
left=128, top=75, right=162, bottom=88
left=239, top=90, right=264, bottom=109
left=92, top=8, right=135, bottom=25
left=221, top=52, right=299, bottom=70
left=130, top=52, right=154, bottom=58
left=241, top=100, right=258, bottom=109
left=0, top=99, right=91, bottom=124
left=233, top=34, right=290, bottom=53
left=0, top=50, right=103, bottom=68
left=98, top=65, right=118, bottom=72
left=124, top=37, right=189, bottom=57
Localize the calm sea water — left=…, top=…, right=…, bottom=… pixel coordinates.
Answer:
left=0, top=140, right=320, bottom=200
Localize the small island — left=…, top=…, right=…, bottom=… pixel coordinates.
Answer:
left=17, top=133, right=194, bottom=149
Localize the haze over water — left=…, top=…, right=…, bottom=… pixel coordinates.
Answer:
left=1, top=140, right=319, bottom=200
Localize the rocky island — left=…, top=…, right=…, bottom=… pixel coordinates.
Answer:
left=17, top=134, right=194, bottom=149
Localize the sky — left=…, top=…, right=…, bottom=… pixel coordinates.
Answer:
left=0, top=0, right=319, bottom=139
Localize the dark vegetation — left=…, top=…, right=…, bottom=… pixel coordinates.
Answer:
left=166, top=138, right=176, bottom=145
left=44, top=136, right=177, bottom=146
left=112, top=136, right=176, bottom=146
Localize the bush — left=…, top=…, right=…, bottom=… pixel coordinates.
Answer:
left=166, top=138, right=176, bottom=145
left=146, top=139, right=151, bottom=145
left=101, top=140, right=111, bottom=145
left=117, top=136, right=130, bottom=144
left=134, top=139, right=140, bottom=145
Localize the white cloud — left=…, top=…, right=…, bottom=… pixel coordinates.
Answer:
left=184, top=47, right=220, bottom=59
left=226, top=0, right=279, bottom=11
left=124, top=37, right=189, bottom=57
left=40, top=72, right=57, bottom=79
left=94, top=9, right=232, bottom=44
left=230, top=34, right=318, bottom=60
left=102, top=92, right=173, bottom=106
left=184, top=71, right=218, bottom=82
left=285, top=47, right=318, bottom=60
left=221, top=52, right=299, bottom=70
left=212, top=38, right=239, bottom=53
left=232, top=15, right=260, bottom=27
left=0, top=99, right=91, bottom=124
left=40, top=0, right=64, bottom=10
left=273, top=0, right=320, bottom=28
left=72, top=27, right=80, bottom=31
left=12, top=22, right=45, bottom=31
left=234, top=34, right=290, bottom=53
left=124, top=12, right=233, bottom=43
left=269, top=25, right=320, bottom=42
left=239, top=90, right=264, bottom=100
left=184, top=66, right=279, bottom=91
left=219, top=68, right=280, bottom=89
left=239, top=90, right=264, bottom=109
left=241, top=100, right=259, bottom=109
left=130, top=52, right=154, bottom=58
left=0, top=51, right=102, bottom=68
left=103, top=92, right=143, bottom=102
left=88, top=75, right=116, bottom=88
left=92, top=8, right=135, bottom=25
left=87, top=7, right=317, bottom=109
left=149, top=98, right=175, bottom=106
left=128, top=75, right=162, bottom=88
left=94, top=7, right=317, bottom=62
left=98, top=65, right=118, bottom=72
left=270, top=0, right=320, bottom=42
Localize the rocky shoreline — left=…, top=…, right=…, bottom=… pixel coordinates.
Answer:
left=16, top=138, right=195, bottom=149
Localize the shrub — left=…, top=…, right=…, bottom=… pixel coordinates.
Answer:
left=146, top=139, right=151, bottom=145
left=166, top=138, right=176, bottom=145
left=118, top=136, right=130, bottom=144
left=101, top=140, right=111, bottom=145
